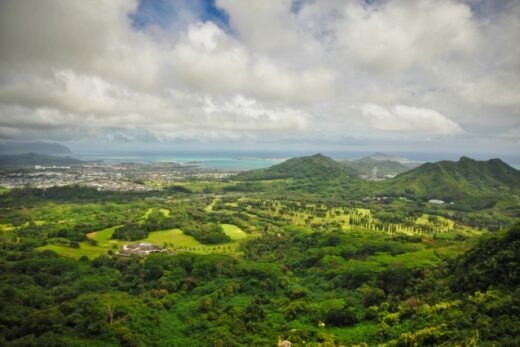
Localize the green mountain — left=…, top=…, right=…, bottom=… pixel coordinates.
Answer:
left=343, top=157, right=418, bottom=178
left=0, top=153, right=83, bottom=167
left=383, top=156, right=520, bottom=207
left=0, top=141, right=71, bottom=155
left=451, top=223, right=520, bottom=293
left=233, top=153, right=356, bottom=180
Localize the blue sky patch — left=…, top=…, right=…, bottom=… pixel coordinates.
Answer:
left=130, top=0, right=230, bottom=31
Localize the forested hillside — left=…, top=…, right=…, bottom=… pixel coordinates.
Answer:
left=1, top=212, right=519, bottom=345
left=234, top=154, right=357, bottom=181
left=1, top=154, right=519, bottom=346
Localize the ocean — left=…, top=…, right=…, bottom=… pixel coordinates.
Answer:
left=76, top=153, right=287, bottom=170
left=75, top=151, right=520, bottom=171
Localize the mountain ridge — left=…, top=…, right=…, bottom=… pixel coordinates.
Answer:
left=381, top=156, right=520, bottom=207
left=0, top=141, right=72, bottom=155
left=0, top=153, right=83, bottom=167
left=233, top=153, right=357, bottom=180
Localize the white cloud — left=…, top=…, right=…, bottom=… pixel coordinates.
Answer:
left=171, top=22, right=334, bottom=102
left=336, top=0, right=477, bottom=71
left=458, top=79, right=520, bottom=108
left=0, top=0, right=518, bottom=153
left=0, top=0, right=164, bottom=89
left=216, top=0, right=299, bottom=53
left=201, top=95, right=309, bottom=131
left=361, top=104, right=464, bottom=134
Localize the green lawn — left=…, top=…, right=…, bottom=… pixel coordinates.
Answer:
left=37, top=218, right=258, bottom=259
left=144, top=229, right=201, bottom=247
left=221, top=224, right=248, bottom=240
left=87, top=227, right=123, bottom=247
left=37, top=243, right=107, bottom=259
left=88, top=226, right=201, bottom=248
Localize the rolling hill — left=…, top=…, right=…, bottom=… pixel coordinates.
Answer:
left=451, top=222, right=520, bottom=292
left=233, top=153, right=357, bottom=180
left=383, top=156, right=520, bottom=208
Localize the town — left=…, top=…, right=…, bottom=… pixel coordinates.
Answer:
left=0, top=161, right=236, bottom=191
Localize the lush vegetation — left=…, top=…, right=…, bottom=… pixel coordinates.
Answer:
left=1, top=153, right=519, bottom=346
left=234, top=153, right=357, bottom=181
left=2, top=214, right=520, bottom=345
left=385, top=156, right=520, bottom=205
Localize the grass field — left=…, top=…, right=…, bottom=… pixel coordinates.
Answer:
left=38, top=243, right=107, bottom=259
left=237, top=198, right=480, bottom=237
left=87, top=227, right=201, bottom=248
left=416, top=214, right=455, bottom=229
left=0, top=224, right=14, bottom=232
left=221, top=224, right=248, bottom=240
left=87, top=227, right=123, bottom=247
left=144, top=229, right=201, bottom=247
left=38, top=224, right=252, bottom=258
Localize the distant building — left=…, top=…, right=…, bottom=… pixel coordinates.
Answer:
left=118, top=242, right=165, bottom=256
left=428, top=199, right=445, bottom=205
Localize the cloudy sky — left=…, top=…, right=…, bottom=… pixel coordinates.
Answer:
left=0, top=0, right=519, bottom=154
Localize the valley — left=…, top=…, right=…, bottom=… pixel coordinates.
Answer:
left=3, top=1, right=519, bottom=345
left=1, top=153, right=519, bottom=346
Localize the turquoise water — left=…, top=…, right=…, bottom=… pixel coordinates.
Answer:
left=77, top=151, right=520, bottom=171
left=77, top=154, right=286, bottom=170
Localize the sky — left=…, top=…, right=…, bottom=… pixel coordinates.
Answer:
left=0, top=0, right=519, bottom=155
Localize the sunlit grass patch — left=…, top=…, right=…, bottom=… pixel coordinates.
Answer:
left=205, top=197, right=219, bottom=212
left=0, top=223, right=14, bottom=232
left=415, top=213, right=455, bottom=229
left=87, top=226, right=122, bottom=247
left=221, top=224, right=248, bottom=240
left=144, top=229, right=200, bottom=248
left=37, top=243, right=107, bottom=259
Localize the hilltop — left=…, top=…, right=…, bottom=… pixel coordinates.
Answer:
left=232, top=154, right=520, bottom=210
left=233, top=153, right=356, bottom=180
left=0, top=141, right=72, bottom=155
left=0, top=153, right=83, bottom=167
left=383, top=156, right=520, bottom=208
left=452, top=223, right=520, bottom=292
